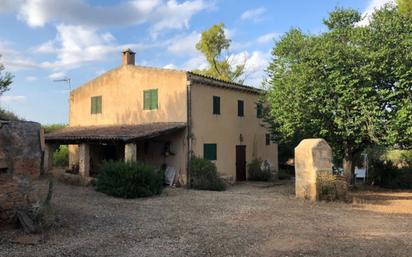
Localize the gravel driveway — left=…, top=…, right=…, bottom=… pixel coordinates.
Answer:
left=1, top=180, right=411, bottom=257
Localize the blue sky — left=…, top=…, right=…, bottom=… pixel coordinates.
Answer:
left=0, top=0, right=394, bottom=124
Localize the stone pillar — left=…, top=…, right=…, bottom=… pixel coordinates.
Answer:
left=295, top=138, right=333, bottom=201
left=44, top=144, right=57, bottom=173
left=79, top=143, right=90, bottom=178
left=124, top=143, right=137, bottom=162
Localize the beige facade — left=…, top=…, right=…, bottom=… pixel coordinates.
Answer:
left=65, top=50, right=277, bottom=184
left=190, top=83, right=278, bottom=180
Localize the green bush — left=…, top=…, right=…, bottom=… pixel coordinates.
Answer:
left=42, top=124, right=67, bottom=134
left=190, top=156, right=226, bottom=191
left=0, top=107, right=20, bottom=121
left=94, top=161, right=164, bottom=198
left=247, top=158, right=272, bottom=181
left=369, top=160, right=412, bottom=189
left=53, top=145, right=69, bottom=167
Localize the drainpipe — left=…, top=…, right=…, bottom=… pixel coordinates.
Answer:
left=186, top=78, right=192, bottom=188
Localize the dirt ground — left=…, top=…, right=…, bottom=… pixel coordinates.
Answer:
left=1, top=179, right=412, bottom=257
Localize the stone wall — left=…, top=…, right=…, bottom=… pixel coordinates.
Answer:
left=0, top=120, right=43, bottom=223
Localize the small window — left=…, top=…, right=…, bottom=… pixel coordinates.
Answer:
left=213, top=96, right=220, bottom=115
left=238, top=100, right=244, bottom=117
left=256, top=103, right=263, bottom=118
left=91, top=96, right=102, bottom=114
left=265, top=134, right=271, bottom=145
left=204, top=144, right=217, bottom=161
left=143, top=89, right=158, bottom=110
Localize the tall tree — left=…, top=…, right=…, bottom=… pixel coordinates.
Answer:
left=397, top=0, right=412, bottom=17
left=0, top=55, right=12, bottom=96
left=193, top=23, right=245, bottom=83
left=265, top=7, right=412, bottom=183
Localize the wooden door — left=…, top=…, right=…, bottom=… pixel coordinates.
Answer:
left=236, top=145, right=246, bottom=181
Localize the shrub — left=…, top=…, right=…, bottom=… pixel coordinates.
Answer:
left=94, top=161, right=164, bottom=198
left=317, top=172, right=348, bottom=202
left=190, top=156, right=226, bottom=191
left=369, top=160, right=412, bottom=189
left=247, top=158, right=272, bottom=181
left=53, top=145, right=69, bottom=167
left=0, top=107, right=21, bottom=121
left=42, top=124, right=67, bottom=134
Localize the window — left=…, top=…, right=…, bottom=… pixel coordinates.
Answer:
left=143, top=89, right=158, bottom=110
left=91, top=96, right=102, bottom=114
left=204, top=144, right=217, bottom=160
left=256, top=103, right=263, bottom=118
left=238, top=100, right=244, bottom=117
left=213, top=96, right=220, bottom=115
left=265, top=133, right=271, bottom=145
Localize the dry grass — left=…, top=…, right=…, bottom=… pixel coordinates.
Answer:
left=1, top=179, right=411, bottom=257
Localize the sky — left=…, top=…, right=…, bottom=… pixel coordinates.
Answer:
left=0, top=0, right=395, bottom=124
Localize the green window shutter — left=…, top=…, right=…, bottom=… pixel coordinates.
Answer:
left=256, top=103, right=263, bottom=118
left=238, top=100, right=244, bottom=117
left=143, top=90, right=151, bottom=110
left=91, top=96, right=102, bottom=114
left=213, top=96, right=220, bottom=115
left=151, top=89, right=158, bottom=109
left=96, top=96, right=102, bottom=113
left=144, top=89, right=158, bottom=110
left=204, top=144, right=217, bottom=161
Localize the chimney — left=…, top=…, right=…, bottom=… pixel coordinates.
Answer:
left=122, top=48, right=135, bottom=65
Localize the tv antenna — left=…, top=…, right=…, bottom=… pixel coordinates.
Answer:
left=53, top=77, right=71, bottom=91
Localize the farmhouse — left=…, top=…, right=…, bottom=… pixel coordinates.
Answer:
left=45, top=49, right=278, bottom=185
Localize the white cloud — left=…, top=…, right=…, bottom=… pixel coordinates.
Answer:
left=358, top=0, right=396, bottom=26
left=25, top=76, right=37, bottom=81
left=163, top=64, right=177, bottom=69
left=36, top=24, right=146, bottom=70
left=182, top=54, right=208, bottom=70
left=167, top=32, right=200, bottom=55
left=0, top=41, right=39, bottom=71
left=256, top=32, right=280, bottom=44
left=240, top=7, right=266, bottom=22
left=16, top=0, right=208, bottom=36
left=149, top=0, right=208, bottom=38
left=0, top=0, right=22, bottom=12
left=0, top=95, right=26, bottom=103
left=229, top=50, right=270, bottom=87
left=48, top=72, right=66, bottom=80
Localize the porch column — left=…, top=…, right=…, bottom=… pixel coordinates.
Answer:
left=79, top=143, right=90, bottom=178
left=124, top=143, right=137, bottom=162
left=43, top=144, right=57, bottom=173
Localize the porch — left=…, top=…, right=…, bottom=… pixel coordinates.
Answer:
left=44, top=122, right=187, bottom=183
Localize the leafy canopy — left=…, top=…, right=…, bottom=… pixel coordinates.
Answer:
left=397, top=0, right=412, bottom=17
left=265, top=6, right=412, bottom=178
left=193, top=23, right=245, bottom=83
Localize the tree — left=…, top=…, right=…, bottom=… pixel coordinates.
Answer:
left=397, top=0, right=412, bottom=17
left=265, top=7, right=412, bottom=183
left=193, top=23, right=245, bottom=83
left=0, top=55, right=12, bottom=96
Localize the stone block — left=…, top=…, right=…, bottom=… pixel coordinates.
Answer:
left=295, top=138, right=333, bottom=201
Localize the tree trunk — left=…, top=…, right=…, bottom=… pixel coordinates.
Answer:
left=342, top=142, right=354, bottom=184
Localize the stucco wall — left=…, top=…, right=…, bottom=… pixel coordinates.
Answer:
left=68, top=65, right=188, bottom=182
left=69, top=65, right=187, bottom=126
left=190, top=84, right=278, bottom=180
